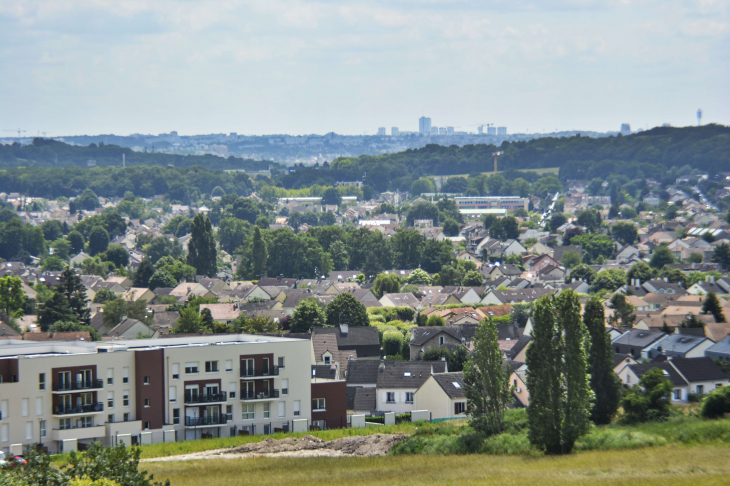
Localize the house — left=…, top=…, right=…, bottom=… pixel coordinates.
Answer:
left=374, top=360, right=447, bottom=413
left=616, top=245, right=640, bottom=263
left=510, top=368, right=529, bottom=407
left=69, top=252, right=91, bottom=268
left=612, top=329, right=667, bottom=359
left=199, top=278, right=231, bottom=294
left=379, top=292, right=421, bottom=309
left=105, top=276, right=133, bottom=290
left=705, top=335, right=730, bottom=362
left=199, top=303, right=241, bottom=324
left=311, top=365, right=348, bottom=430
left=613, top=353, right=638, bottom=374
left=409, top=327, right=463, bottom=360
left=645, top=333, right=714, bottom=359
left=414, top=372, right=468, bottom=420
left=642, top=280, right=687, bottom=295
left=440, top=286, right=482, bottom=305
left=313, top=325, right=381, bottom=360
left=687, top=277, right=727, bottom=296
left=481, top=288, right=553, bottom=305
left=558, top=280, right=591, bottom=295
left=122, top=287, right=155, bottom=303
left=617, top=362, right=688, bottom=402
left=312, top=332, right=356, bottom=373
left=667, top=357, right=729, bottom=398
left=643, top=193, right=661, bottom=206
left=169, top=282, right=215, bottom=299
left=107, top=317, right=155, bottom=339
left=482, top=264, right=522, bottom=280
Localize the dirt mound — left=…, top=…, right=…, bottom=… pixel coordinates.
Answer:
left=227, top=434, right=407, bottom=456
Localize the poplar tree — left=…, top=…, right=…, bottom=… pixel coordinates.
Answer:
left=252, top=226, right=268, bottom=279
left=187, top=214, right=218, bottom=277
left=526, top=289, right=593, bottom=454
left=463, top=318, right=513, bottom=436
left=584, top=297, right=622, bottom=425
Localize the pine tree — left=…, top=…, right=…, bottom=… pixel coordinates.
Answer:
left=463, top=318, right=513, bottom=436
left=187, top=214, right=217, bottom=277
left=58, top=268, right=90, bottom=325
left=526, top=290, right=593, bottom=454
left=702, top=292, right=727, bottom=323
left=251, top=226, right=268, bottom=279
left=584, top=297, right=622, bottom=425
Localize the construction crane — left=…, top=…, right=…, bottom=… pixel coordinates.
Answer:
left=492, top=151, right=503, bottom=173
left=4, top=128, right=26, bottom=143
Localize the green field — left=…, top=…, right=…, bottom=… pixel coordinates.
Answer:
left=144, top=445, right=730, bottom=486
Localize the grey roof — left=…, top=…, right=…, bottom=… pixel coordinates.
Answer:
left=352, top=387, right=376, bottom=412
left=0, top=322, right=21, bottom=337
left=313, top=326, right=380, bottom=349
left=153, top=287, right=175, bottom=296
left=643, top=280, right=687, bottom=295
left=613, top=353, right=632, bottom=368
left=376, top=360, right=447, bottom=388
left=410, top=327, right=462, bottom=346
left=346, top=386, right=358, bottom=410
left=504, top=335, right=531, bottom=360
left=706, top=335, right=730, bottom=357
left=613, top=329, right=666, bottom=348
left=312, top=365, right=337, bottom=380
left=628, top=363, right=687, bottom=387
left=669, top=357, right=729, bottom=383
left=431, top=372, right=466, bottom=399
left=257, top=277, right=298, bottom=288
left=654, top=334, right=708, bottom=354
left=346, top=360, right=381, bottom=385
left=109, top=318, right=145, bottom=337
left=489, top=288, right=553, bottom=303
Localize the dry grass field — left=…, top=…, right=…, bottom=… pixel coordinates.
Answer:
left=143, top=445, right=730, bottom=486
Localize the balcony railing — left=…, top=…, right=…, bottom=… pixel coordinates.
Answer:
left=240, top=389, right=279, bottom=401
left=185, top=414, right=230, bottom=427
left=53, top=379, right=104, bottom=392
left=53, top=402, right=104, bottom=415
left=55, top=422, right=98, bottom=431
left=240, top=365, right=279, bottom=378
left=184, top=392, right=227, bottom=404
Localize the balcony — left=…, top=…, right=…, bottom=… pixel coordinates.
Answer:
left=184, top=392, right=227, bottom=405
left=52, top=424, right=106, bottom=441
left=185, top=414, right=230, bottom=427
left=53, top=402, right=104, bottom=416
left=240, top=389, right=279, bottom=401
left=240, top=365, right=279, bottom=379
left=52, top=379, right=104, bottom=393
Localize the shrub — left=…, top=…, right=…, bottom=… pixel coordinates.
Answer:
left=701, top=386, right=730, bottom=419
left=574, top=429, right=667, bottom=451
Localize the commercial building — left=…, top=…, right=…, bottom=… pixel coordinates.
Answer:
left=377, top=127, right=386, bottom=136
left=418, top=117, right=431, bottom=136
left=0, top=334, right=312, bottom=454
left=497, top=127, right=507, bottom=136
left=454, top=196, right=528, bottom=212
left=391, top=127, right=399, bottom=137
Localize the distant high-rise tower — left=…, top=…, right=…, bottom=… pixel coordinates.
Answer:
left=446, top=127, right=454, bottom=136
left=620, top=123, right=631, bottom=135
left=478, top=126, right=484, bottom=134
left=487, top=126, right=496, bottom=135
left=697, top=109, right=702, bottom=126
left=419, top=116, right=432, bottom=136
left=377, top=127, right=386, bottom=136
left=438, top=127, right=446, bottom=135
left=497, top=127, right=507, bottom=136
left=391, top=127, right=399, bottom=137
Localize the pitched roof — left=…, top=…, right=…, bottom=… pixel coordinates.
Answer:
left=376, top=360, right=447, bottom=388
left=313, top=326, right=380, bottom=349
left=489, top=288, right=553, bottom=303
left=312, top=365, right=337, bottom=380
left=352, top=387, right=376, bottom=412
left=431, top=372, right=466, bottom=399
left=346, top=360, right=381, bottom=385
left=410, top=327, right=462, bottom=346
left=669, top=357, right=729, bottom=383
left=614, top=329, right=666, bottom=347
left=628, top=363, right=687, bottom=387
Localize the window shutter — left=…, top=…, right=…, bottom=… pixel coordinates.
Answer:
left=382, top=392, right=387, bottom=404
left=169, top=386, right=177, bottom=401
left=36, top=397, right=43, bottom=416
left=22, top=398, right=29, bottom=417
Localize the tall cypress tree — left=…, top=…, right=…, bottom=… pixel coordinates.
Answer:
left=702, top=292, right=727, bottom=323
left=584, top=297, right=622, bottom=424
left=187, top=214, right=217, bottom=277
left=251, top=226, right=268, bottom=279
left=526, top=289, right=593, bottom=454
left=58, top=268, right=90, bottom=326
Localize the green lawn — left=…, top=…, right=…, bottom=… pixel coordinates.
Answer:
left=144, top=445, right=730, bottom=486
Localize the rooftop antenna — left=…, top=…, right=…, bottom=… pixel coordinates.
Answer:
left=697, top=109, right=702, bottom=126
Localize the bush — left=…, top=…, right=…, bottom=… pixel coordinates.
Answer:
left=574, top=429, right=667, bottom=451
left=382, top=331, right=405, bottom=356
left=701, top=386, right=730, bottom=419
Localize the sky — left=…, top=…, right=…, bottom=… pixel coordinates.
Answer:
left=1, top=0, right=728, bottom=137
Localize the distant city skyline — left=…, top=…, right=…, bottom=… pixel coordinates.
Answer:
left=1, top=0, right=728, bottom=137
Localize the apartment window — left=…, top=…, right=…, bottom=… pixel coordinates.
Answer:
left=1, top=400, right=8, bottom=420
left=26, top=421, right=33, bottom=440
left=40, top=420, right=46, bottom=439
left=226, top=405, right=233, bottom=420
left=144, top=398, right=150, bottom=408
left=144, top=421, right=150, bottom=430
left=278, top=401, right=285, bottom=418
left=278, top=357, right=285, bottom=368
left=697, top=385, right=704, bottom=395
left=205, top=361, right=219, bottom=373
left=386, top=392, right=395, bottom=404
left=173, top=409, right=180, bottom=425
left=405, top=392, right=414, bottom=404
left=282, top=379, right=289, bottom=396
left=123, top=413, right=130, bottom=422
left=455, top=402, right=466, bottom=415
left=312, top=398, right=325, bottom=411
left=293, top=400, right=301, bottom=417
left=673, top=389, right=681, bottom=400
left=1, top=424, right=7, bottom=442
left=229, top=383, right=236, bottom=399
left=324, top=356, right=331, bottom=365
left=22, top=398, right=29, bottom=417
left=242, top=403, right=254, bottom=420
left=225, top=360, right=233, bottom=372
left=263, top=403, right=270, bottom=419
left=185, top=362, right=199, bottom=374
left=78, top=416, right=93, bottom=428
left=39, top=373, right=46, bottom=390
left=59, top=418, right=71, bottom=430
left=123, top=392, right=130, bottom=407
left=107, top=368, right=114, bottom=385
left=242, top=359, right=254, bottom=377
left=122, top=367, right=129, bottom=384
left=172, top=363, right=180, bottom=380
left=144, top=376, right=150, bottom=385
left=108, top=414, right=115, bottom=423
left=439, top=336, right=445, bottom=345
left=169, top=386, right=177, bottom=403
left=107, top=392, right=114, bottom=408
left=36, top=397, right=43, bottom=416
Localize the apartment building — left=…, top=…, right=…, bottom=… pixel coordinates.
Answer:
left=454, top=196, right=528, bottom=212
left=0, top=334, right=311, bottom=454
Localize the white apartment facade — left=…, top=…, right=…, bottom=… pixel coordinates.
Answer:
left=0, top=334, right=311, bottom=454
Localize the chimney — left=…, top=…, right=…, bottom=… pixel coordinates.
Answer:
left=379, top=362, right=385, bottom=373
